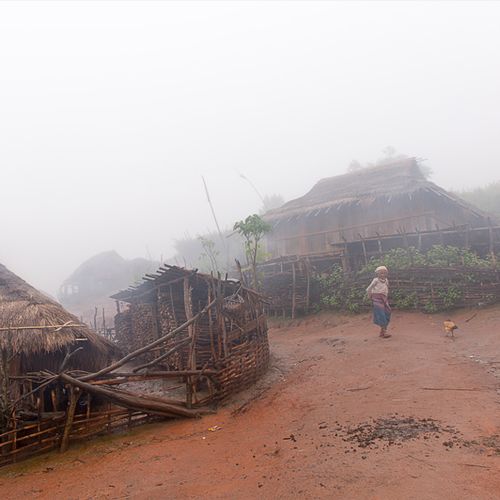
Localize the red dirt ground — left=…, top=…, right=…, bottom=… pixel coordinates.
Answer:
left=1, top=307, right=499, bottom=500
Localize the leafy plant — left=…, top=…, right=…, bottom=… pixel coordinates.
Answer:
left=391, top=290, right=418, bottom=310
left=423, top=300, right=438, bottom=314
left=233, top=214, right=272, bottom=290
left=437, top=286, right=463, bottom=309
left=316, top=264, right=368, bottom=313
left=361, top=245, right=490, bottom=273
left=315, top=245, right=498, bottom=314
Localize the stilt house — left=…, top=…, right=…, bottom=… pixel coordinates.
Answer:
left=264, top=158, right=494, bottom=259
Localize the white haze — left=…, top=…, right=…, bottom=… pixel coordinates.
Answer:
left=1, top=1, right=499, bottom=295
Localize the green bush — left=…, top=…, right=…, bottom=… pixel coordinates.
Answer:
left=316, top=245, right=497, bottom=314
left=437, top=286, right=463, bottom=309
left=316, top=264, right=368, bottom=313
left=391, top=290, right=418, bottom=310
left=361, top=245, right=491, bottom=274
left=423, top=300, right=438, bottom=314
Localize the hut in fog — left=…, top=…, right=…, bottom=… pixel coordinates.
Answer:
left=0, top=263, right=115, bottom=373
left=264, top=158, right=493, bottom=259
left=58, top=250, right=158, bottom=329
left=0, top=263, right=116, bottom=415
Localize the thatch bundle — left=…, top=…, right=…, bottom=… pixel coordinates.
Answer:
left=0, top=263, right=115, bottom=371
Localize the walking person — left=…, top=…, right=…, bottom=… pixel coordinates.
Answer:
left=366, top=266, right=392, bottom=338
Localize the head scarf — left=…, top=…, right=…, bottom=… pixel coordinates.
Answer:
left=375, top=266, right=388, bottom=274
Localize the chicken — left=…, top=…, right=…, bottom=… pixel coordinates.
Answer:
left=443, top=320, right=459, bottom=338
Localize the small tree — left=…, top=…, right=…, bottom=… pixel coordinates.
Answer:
left=233, top=214, right=271, bottom=290
left=198, top=236, right=220, bottom=274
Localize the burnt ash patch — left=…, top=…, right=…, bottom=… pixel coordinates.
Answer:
left=340, top=415, right=459, bottom=449
left=462, top=434, right=500, bottom=455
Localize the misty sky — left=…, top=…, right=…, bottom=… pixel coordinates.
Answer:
left=1, top=1, right=499, bottom=295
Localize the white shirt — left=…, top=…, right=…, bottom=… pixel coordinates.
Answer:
left=366, top=277, right=389, bottom=296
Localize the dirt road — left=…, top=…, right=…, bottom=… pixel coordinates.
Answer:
left=1, top=308, right=499, bottom=499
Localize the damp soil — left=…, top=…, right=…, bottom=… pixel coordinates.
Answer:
left=1, top=309, right=499, bottom=499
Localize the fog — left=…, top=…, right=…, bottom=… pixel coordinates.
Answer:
left=1, top=1, right=499, bottom=295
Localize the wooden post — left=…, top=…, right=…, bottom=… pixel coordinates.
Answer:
left=169, top=285, right=177, bottom=324
left=86, top=393, right=91, bottom=421
left=488, top=220, right=494, bottom=255
left=305, top=257, right=311, bottom=315
left=51, top=389, right=57, bottom=412
left=291, top=262, right=296, bottom=319
left=102, top=308, right=106, bottom=334
left=184, top=276, right=195, bottom=408
left=341, top=237, right=351, bottom=273
left=0, top=346, right=10, bottom=433
left=60, top=386, right=79, bottom=453
left=207, top=285, right=216, bottom=362
left=219, top=273, right=229, bottom=358
left=376, top=232, right=383, bottom=255
left=401, top=230, right=413, bottom=265
left=416, top=229, right=422, bottom=251
left=11, top=411, right=17, bottom=458
left=359, top=234, right=368, bottom=266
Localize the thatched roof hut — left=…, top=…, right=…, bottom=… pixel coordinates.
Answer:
left=58, top=250, right=158, bottom=329
left=264, top=158, right=494, bottom=258
left=0, top=263, right=116, bottom=374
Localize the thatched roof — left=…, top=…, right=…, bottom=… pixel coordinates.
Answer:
left=265, top=158, right=490, bottom=221
left=0, top=263, right=115, bottom=357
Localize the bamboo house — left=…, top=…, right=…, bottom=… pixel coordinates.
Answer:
left=112, top=265, right=270, bottom=405
left=264, top=158, right=494, bottom=259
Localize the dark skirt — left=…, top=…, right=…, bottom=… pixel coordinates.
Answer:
left=372, top=293, right=391, bottom=328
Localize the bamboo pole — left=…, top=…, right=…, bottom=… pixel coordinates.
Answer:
left=60, top=386, right=79, bottom=452
left=0, top=323, right=83, bottom=332
left=184, top=276, right=195, bottom=408
left=207, top=285, right=217, bottom=362
left=0, top=347, right=10, bottom=433
left=305, top=257, right=311, bottom=314
left=60, top=373, right=207, bottom=418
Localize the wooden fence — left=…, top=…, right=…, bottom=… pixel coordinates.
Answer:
left=0, top=406, right=156, bottom=467
left=350, top=267, right=500, bottom=312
